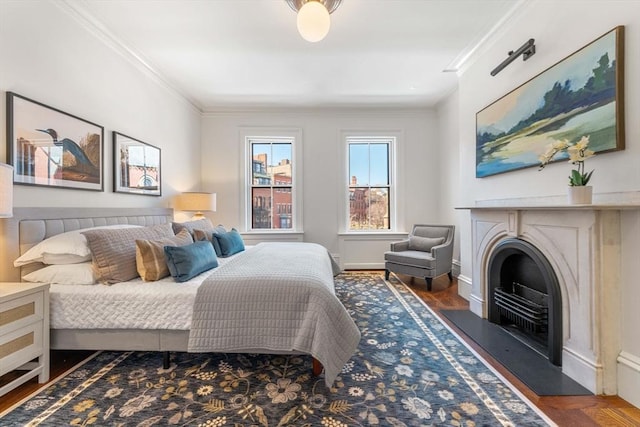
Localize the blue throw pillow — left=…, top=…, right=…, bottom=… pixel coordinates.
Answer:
left=210, top=225, right=226, bottom=256
left=192, top=225, right=227, bottom=257
left=213, top=228, right=245, bottom=257
left=164, top=241, right=218, bottom=282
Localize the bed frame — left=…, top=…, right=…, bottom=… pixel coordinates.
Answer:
left=0, top=207, right=323, bottom=374
left=0, top=207, right=192, bottom=352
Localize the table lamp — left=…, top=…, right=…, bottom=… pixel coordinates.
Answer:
left=174, top=192, right=216, bottom=220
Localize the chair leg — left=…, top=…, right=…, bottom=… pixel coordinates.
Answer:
left=447, top=271, right=453, bottom=282
left=384, top=269, right=390, bottom=280
left=425, top=277, right=432, bottom=291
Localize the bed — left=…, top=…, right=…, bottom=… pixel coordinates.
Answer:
left=0, top=207, right=361, bottom=386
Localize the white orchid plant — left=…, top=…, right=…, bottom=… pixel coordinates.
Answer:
left=539, top=135, right=595, bottom=186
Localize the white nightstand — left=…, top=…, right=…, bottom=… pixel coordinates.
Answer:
left=0, top=282, right=50, bottom=397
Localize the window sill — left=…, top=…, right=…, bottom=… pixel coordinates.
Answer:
left=240, top=231, right=304, bottom=243
left=338, top=231, right=408, bottom=237
left=240, top=230, right=304, bottom=236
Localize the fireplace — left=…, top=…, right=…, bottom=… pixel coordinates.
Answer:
left=487, top=238, right=562, bottom=366
left=465, top=205, right=624, bottom=394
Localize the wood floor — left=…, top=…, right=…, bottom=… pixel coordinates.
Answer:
left=1, top=272, right=640, bottom=426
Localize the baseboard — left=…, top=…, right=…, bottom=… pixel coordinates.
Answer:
left=469, top=293, right=484, bottom=318
left=562, top=346, right=599, bottom=394
left=617, top=351, right=640, bottom=407
left=344, top=260, right=462, bottom=276
left=457, top=273, right=472, bottom=301
left=343, top=262, right=385, bottom=270
left=330, top=253, right=341, bottom=268
left=452, top=259, right=461, bottom=277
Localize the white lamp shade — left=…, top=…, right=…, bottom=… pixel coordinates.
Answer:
left=0, top=163, right=13, bottom=218
left=175, top=192, right=216, bottom=214
left=297, top=1, right=331, bottom=42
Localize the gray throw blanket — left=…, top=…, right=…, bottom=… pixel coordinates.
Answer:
left=188, top=242, right=361, bottom=386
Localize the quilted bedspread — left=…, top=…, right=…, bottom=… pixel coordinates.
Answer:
left=188, top=242, right=361, bottom=386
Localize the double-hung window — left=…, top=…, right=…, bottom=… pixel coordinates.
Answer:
left=247, top=137, right=295, bottom=230
left=347, top=136, right=394, bottom=230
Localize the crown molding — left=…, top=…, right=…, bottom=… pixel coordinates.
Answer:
left=444, top=0, right=533, bottom=76
left=55, top=0, right=203, bottom=114
left=201, top=105, right=433, bottom=118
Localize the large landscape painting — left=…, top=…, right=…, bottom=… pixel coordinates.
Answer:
left=476, top=26, right=624, bottom=178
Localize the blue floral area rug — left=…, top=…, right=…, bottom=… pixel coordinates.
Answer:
left=1, top=272, right=554, bottom=426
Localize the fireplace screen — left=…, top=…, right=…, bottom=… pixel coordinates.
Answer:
left=487, top=238, right=562, bottom=366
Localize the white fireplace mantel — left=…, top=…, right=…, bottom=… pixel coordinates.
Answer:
left=458, top=203, right=640, bottom=211
left=459, top=202, right=640, bottom=395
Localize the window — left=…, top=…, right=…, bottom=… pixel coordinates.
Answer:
left=248, top=138, right=294, bottom=230
left=347, top=137, right=393, bottom=230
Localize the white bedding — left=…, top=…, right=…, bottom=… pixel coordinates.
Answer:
left=49, top=252, right=240, bottom=330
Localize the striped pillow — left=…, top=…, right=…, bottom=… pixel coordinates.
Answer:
left=135, top=229, right=193, bottom=281
left=82, top=223, right=174, bottom=284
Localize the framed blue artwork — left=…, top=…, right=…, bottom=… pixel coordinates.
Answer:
left=6, top=92, right=104, bottom=191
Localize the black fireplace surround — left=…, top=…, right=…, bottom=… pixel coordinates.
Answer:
left=487, top=238, right=563, bottom=366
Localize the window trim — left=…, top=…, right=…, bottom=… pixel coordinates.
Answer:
left=240, top=127, right=303, bottom=233
left=342, top=131, right=400, bottom=233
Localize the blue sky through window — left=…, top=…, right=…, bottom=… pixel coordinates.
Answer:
left=252, top=142, right=291, bottom=167
left=349, top=143, right=389, bottom=186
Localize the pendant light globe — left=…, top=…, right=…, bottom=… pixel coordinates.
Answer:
left=296, top=1, right=331, bottom=42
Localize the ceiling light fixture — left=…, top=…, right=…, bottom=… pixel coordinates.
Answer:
left=285, top=0, right=342, bottom=43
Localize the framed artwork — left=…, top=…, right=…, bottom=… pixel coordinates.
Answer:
left=113, top=131, right=161, bottom=196
left=6, top=92, right=104, bottom=191
left=476, top=26, right=625, bottom=178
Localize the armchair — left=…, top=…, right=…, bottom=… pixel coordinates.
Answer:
left=384, top=224, right=455, bottom=291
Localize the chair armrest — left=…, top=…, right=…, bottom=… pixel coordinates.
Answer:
left=390, top=240, right=410, bottom=251
left=432, top=242, right=454, bottom=275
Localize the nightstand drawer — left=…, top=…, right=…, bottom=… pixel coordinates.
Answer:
left=0, top=283, right=50, bottom=396
left=0, top=291, right=45, bottom=336
left=0, top=321, right=45, bottom=376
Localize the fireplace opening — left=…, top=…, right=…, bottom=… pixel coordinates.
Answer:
left=487, top=238, right=562, bottom=366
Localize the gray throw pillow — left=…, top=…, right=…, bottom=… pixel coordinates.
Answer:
left=82, top=223, right=174, bottom=284
left=171, top=218, right=214, bottom=236
left=408, top=236, right=445, bottom=252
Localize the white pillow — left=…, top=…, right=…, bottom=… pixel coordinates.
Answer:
left=22, top=263, right=97, bottom=285
left=14, top=224, right=142, bottom=267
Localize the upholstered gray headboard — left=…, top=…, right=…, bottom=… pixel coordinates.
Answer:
left=0, top=207, right=173, bottom=282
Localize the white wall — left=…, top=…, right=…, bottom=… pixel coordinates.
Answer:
left=619, top=210, right=640, bottom=405
left=0, top=1, right=202, bottom=209
left=437, top=0, right=640, bottom=405
left=435, top=90, right=469, bottom=292
left=201, top=109, right=438, bottom=267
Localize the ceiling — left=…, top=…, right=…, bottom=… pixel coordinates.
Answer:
left=74, top=0, right=519, bottom=111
